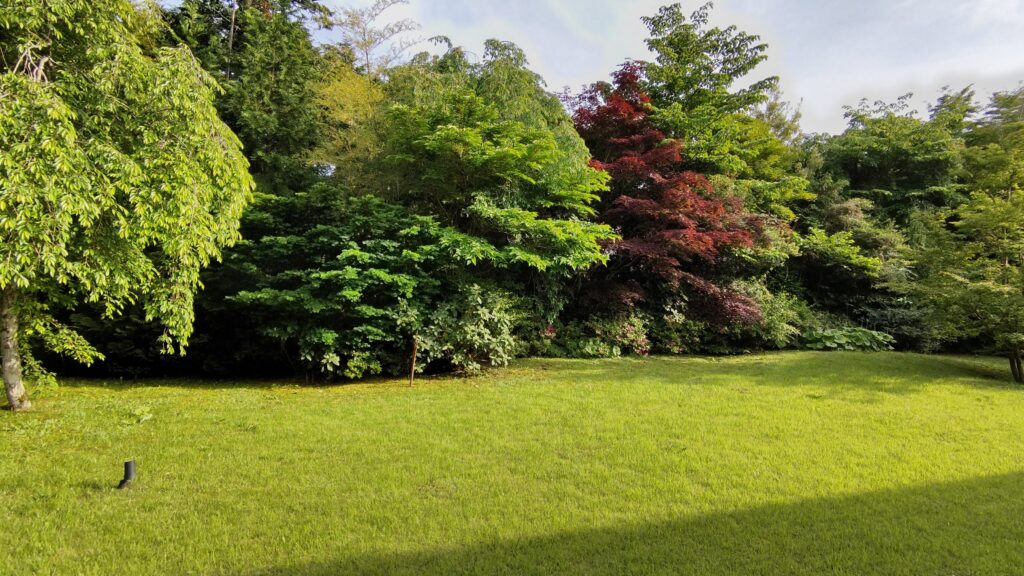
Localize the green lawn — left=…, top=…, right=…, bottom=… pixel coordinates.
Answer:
left=2, top=352, right=1023, bottom=575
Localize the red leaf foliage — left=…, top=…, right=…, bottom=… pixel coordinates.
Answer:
left=571, top=62, right=766, bottom=327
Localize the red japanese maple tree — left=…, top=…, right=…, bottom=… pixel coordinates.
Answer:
left=571, top=62, right=766, bottom=327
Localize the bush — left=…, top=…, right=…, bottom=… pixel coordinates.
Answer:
left=553, top=322, right=621, bottom=358
left=649, top=304, right=706, bottom=355
left=590, top=313, right=651, bottom=356
left=858, top=294, right=940, bottom=352
left=550, top=313, right=651, bottom=359
left=732, top=281, right=802, bottom=349
left=420, top=285, right=521, bottom=374
left=800, top=327, right=895, bottom=352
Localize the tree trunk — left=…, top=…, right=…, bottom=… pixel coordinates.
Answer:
left=0, top=285, right=30, bottom=411
left=1011, top=349, right=1024, bottom=384
left=227, top=5, right=238, bottom=52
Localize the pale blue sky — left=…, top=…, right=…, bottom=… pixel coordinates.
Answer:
left=322, top=0, right=1024, bottom=133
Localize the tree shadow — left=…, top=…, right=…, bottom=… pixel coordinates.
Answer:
left=52, top=374, right=423, bottom=391
left=52, top=352, right=1016, bottom=393
left=929, top=354, right=1009, bottom=381
left=248, top=471, right=1024, bottom=575
left=526, top=352, right=1017, bottom=395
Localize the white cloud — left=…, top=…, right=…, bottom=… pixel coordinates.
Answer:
left=957, top=0, right=1023, bottom=28
left=321, top=0, right=1024, bottom=133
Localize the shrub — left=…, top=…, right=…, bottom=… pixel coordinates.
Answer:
left=551, top=312, right=652, bottom=359
left=420, top=285, right=521, bottom=374
left=800, top=327, right=895, bottom=352
left=590, top=313, right=652, bottom=356
left=554, top=322, right=622, bottom=359
left=732, top=280, right=802, bottom=349
left=649, top=301, right=706, bottom=354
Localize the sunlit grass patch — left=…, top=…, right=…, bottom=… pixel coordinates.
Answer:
left=1, top=352, right=1022, bottom=575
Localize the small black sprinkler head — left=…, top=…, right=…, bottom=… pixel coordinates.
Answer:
left=117, top=460, right=136, bottom=489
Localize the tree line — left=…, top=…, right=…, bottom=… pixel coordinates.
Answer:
left=3, top=0, right=1024, bottom=410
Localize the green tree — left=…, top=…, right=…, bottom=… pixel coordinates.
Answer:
left=58, top=0, right=329, bottom=379
left=331, top=0, right=419, bottom=79
left=311, top=47, right=385, bottom=189
left=753, top=88, right=803, bottom=145
left=964, top=86, right=1024, bottom=197
left=773, top=92, right=976, bottom=347
left=164, top=0, right=327, bottom=191
left=821, top=93, right=969, bottom=224
left=379, top=41, right=615, bottom=273
left=899, top=87, right=1024, bottom=377
left=212, top=189, right=443, bottom=379
left=641, top=2, right=779, bottom=175
left=0, top=1, right=253, bottom=409
left=903, top=191, right=1024, bottom=381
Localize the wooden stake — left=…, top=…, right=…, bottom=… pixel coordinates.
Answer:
left=409, top=336, right=418, bottom=388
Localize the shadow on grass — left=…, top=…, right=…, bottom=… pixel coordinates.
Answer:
left=530, top=352, right=1018, bottom=394
left=53, top=374, right=413, bottom=391
left=54, top=352, right=1017, bottom=393
left=929, top=354, right=1010, bottom=381
left=250, top=471, right=1024, bottom=575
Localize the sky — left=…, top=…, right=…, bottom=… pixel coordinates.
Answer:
left=319, top=0, right=1024, bottom=134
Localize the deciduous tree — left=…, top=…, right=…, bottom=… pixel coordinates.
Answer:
left=379, top=42, right=615, bottom=273
left=0, top=1, right=253, bottom=409
left=332, top=0, right=419, bottom=79
left=641, top=2, right=779, bottom=175
left=901, top=87, right=1024, bottom=381
left=571, top=63, right=768, bottom=331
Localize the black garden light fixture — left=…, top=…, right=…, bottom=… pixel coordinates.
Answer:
left=117, top=460, right=136, bottom=489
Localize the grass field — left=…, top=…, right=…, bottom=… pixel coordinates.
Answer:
left=2, top=352, right=1023, bottom=575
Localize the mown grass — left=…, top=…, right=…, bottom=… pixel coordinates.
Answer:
left=2, top=352, right=1023, bottom=575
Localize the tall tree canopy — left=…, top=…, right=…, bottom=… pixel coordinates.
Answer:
left=641, top=2, right=779, bottom=175
left=378, top=41, right=615, bottom=273
left=901, top=87, right=1024, bottom=381
left=332, top=0, right=419, bottom=79
left=0, top=0, right=253, bottom=409
left=164, top=0, right=328, bottom=190
left=820, top=94, right=969, bottom=224
left=571, top=63, right=768, bottom=346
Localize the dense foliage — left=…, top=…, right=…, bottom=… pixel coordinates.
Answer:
left=568, top=63, right=768, bottom=352
left=10, top=0, right=1024, bottom=399
left=0, top=0, right=253, bottom=408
